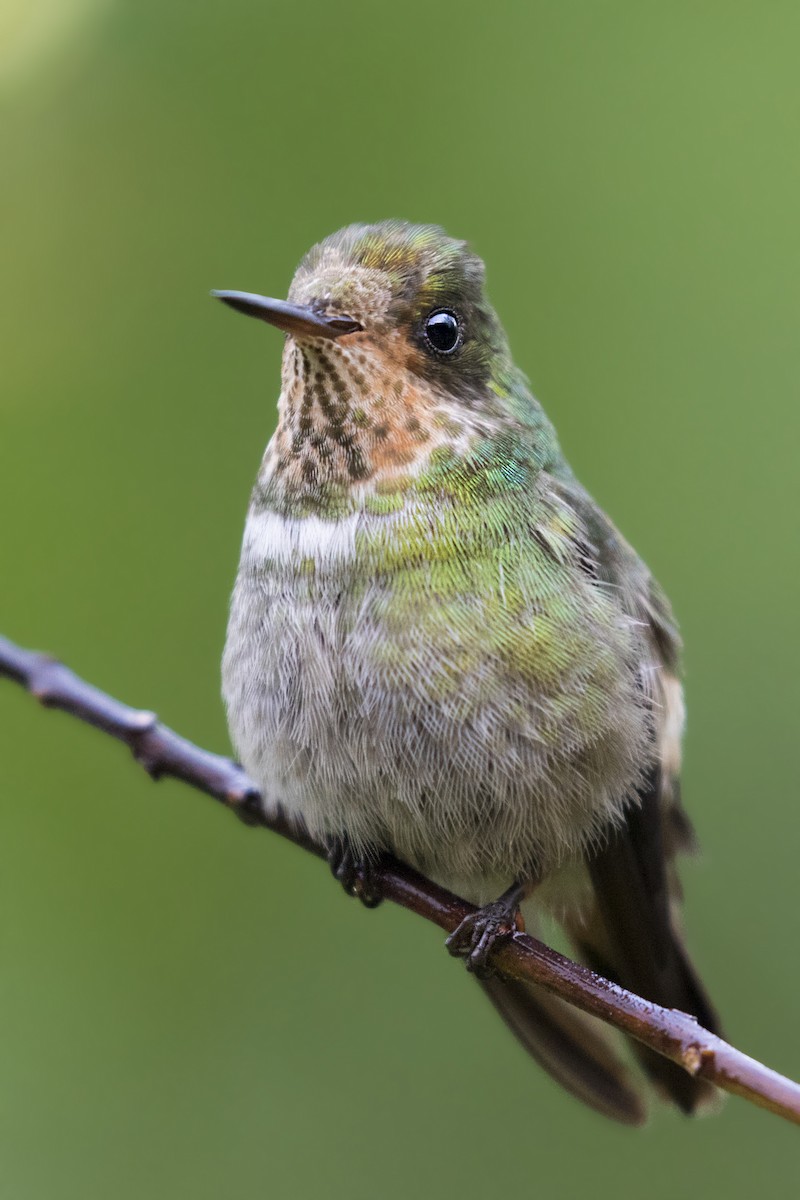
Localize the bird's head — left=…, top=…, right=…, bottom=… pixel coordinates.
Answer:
left=214, top=221, right=535, bottom=496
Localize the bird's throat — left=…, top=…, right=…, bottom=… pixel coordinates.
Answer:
left=254, top=335, right=469, bottom=516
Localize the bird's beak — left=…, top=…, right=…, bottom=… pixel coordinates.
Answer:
left=211, top=290, right=363, bottom=339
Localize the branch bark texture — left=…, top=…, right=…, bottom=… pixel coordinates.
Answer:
left=2, top=633, right=798, bottom=1127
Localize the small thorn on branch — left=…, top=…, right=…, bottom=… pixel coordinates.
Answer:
left=2, top=631, right=800, bottom=1128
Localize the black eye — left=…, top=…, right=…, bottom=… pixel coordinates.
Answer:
left=423, top=309, right=461, bottom=355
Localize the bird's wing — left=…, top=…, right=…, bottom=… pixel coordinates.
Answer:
left=556, top=475, right=723, bottom=1112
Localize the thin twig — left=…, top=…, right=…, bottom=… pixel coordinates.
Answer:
left=2, top=632, right=798, bottom=1127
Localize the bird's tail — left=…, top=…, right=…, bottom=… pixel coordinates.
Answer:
left=479, top=777, right=723, bottom=1121
left=478, top=901, right=721, bottom=1123
left=478, top=972, right=648, bottom=1125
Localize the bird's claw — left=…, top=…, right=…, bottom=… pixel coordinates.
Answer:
left=326, top=836, right=383, bottom=909
left=445, top=898, right=524, bottom=976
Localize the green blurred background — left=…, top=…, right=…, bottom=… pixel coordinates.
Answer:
left=2, top=2, right=799, bottom=1195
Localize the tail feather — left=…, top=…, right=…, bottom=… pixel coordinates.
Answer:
left=479, top=975, right=648, bottom=1126
left=571, top=927, right=719, bottom=1115
left=477, top=767, right=722, bottom=1121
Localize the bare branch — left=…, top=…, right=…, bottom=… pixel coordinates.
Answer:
left=2, top=632, right=798, bottom=1127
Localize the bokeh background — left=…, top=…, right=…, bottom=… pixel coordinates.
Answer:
left=3, top=2, right=799, bottom=1195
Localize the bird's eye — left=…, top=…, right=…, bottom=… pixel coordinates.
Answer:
left=423, top=309, right=461, bottom=355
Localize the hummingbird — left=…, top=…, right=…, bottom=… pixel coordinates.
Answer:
left=216, top=221, right=721, bottom=1125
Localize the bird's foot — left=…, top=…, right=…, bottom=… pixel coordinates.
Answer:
left=445, top=885, right=526, bottom=977
left=326, top=836, right=384, bottom=909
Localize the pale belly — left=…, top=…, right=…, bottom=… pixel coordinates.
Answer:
left=222, top=506, right=653, bottom=887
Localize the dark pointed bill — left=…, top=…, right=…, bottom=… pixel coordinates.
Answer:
left=211, top=290, right=363, bottom=339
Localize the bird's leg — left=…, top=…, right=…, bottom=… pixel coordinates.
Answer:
left=445, top=879, right=531, bottom=976
left=325, top=834, right=384, bottom=909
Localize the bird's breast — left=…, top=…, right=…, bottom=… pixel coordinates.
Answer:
left=222, top=495, right=654, bottom=882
